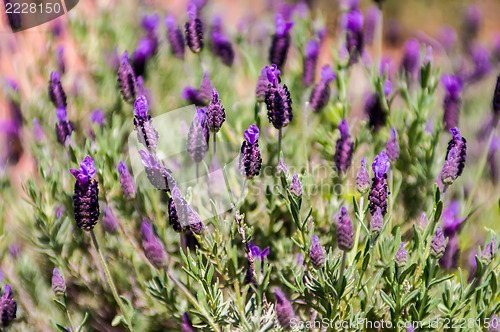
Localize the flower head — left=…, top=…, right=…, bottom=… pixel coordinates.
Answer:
left=401, top=39, right=421, bottom=79
left=337, top=206, right=354, bottom=252
left=71, top=156, right=100, bottom=231
left=117, top=161, right=136, bottom=200
left=165, top=15, right=185, bottom=59
left=185, top=4, right=204, bottom=54
left=303, top=39, right=320, bottom=86
left=103, top=207, right=119, bottom=233
left=356, top=158, right=370, bottom=194
left=256, top=67, right=269, bottom=103
left=334, top=119, right=354, bottom=173
left=51, top=268, right=66, bottom=296
left=90, top=109, right=105, bottom=126
left=395, top=242, right=408, bottom=267
left=207, top=88, right=226, bottom=133
left=370, top=207, right=384, bottom=233
left=187, top=107, right=209, bottom=163
left=290, top=172, right=303, bottom=197
left=364, top=6, right=380, bottom=46
left=270, top=14, right=293, bottom=70
left=249, top=241, right=270, bottom=261
left=139, top=150, right=176, bottom=192
left=430, top=226, right=447, bottom=260
left=117, top=51, right=138, bottom=104
left=369, top=152, right=390, bottom=216
left=275, top=289, right=295, bottom=329
left=141, top=220, right=167, bottom=268
left=441, top=128, right=467, bottom=186
left=309, top=235, right=325, bottom=269
left=48, top=71, right=67, bottom=108
left=239, top=125, right=262, bottom=179
left=0, top=285, right=17, bottom=328
left=385, top=127, right=400, bottom=162
left=277, top=157, right=288, bottom=176
left=55, top=106, right=73, bottom=145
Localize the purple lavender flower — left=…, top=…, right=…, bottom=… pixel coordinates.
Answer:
left=239, top=124, right=262, bottom=179
left=275, top=289, right=295, bottom=329
left=103, top=207, right=119, bottom=234
left=70, top=156, right=100, bottom=231
left=370, top=207, right=383, bottom=234
left=290, top=172, right=303, bottom=197
left=461, top=5, right=481, bottom=49
left=187, top=107, right=209, bottom=163
left=185, top=4, right=204, bottom=54
left=467, top=44, right=492, bottom=83
left=492, top=75, right=500, bottom=118
left=51, top=268, right=66, bottom=296
left=168, top=187, right=189, bottom=233
left=440, top=128, right=467, bottom=186
left=212, top=23, right=234, bottom=67
left=481, top=243, right=494, bottom=264
left=249, top=241, right=270, bottom=261
left=54, top=106, right=73, bottom=145
left=383, top=79, right=392, bottom=97
left=334, top=119, right=354, bottom=174
left=277, top=157, right=289, bottom=176
left=48, top=71, right=67, bottom=108
left=337, top=206, right=354, bottom=252
left=309, top=235, right=325, bottom=269
left=139, top=150, right=176, bottom=192
left=132, top=38, right=156, bottom=77
left=363, top=6, right=380, bottom=47
left=142, top=14, right=159, bottom=53
left=269, top=14, right=294, bottom=70
left=255, top=67, right=269, bottom=103
left=181, top=312, right=195, bottom=332
left=165, top=15, right=185, bottom=59
left=368, top=151, right=390, bottom=216
left=207, top=88, right=226, bottom=133
left=365, top=93, right=386, bottom=131
left=302, top=39, right=319, bottom=86
left=437, top=25, right=457, bottom=53
left=309, top=65, right=336, bottom=113
left=265, top=65, right=293, bottom=129
left=400, top=39, right=421, bottom=80
left=430, top=226, right=447, bottom=260
left=395, top=242, right=408, bottom=267
left=182, top=86, right=205, bottom=106
left=141, top=220, right=167, bottom=268
left=90, top=109, right=105, bottom=127
left=385, top=127, right=399, bottom=162
left=343, top=8, right=364, bottom=64
left=117, top=51, right=138, bottom=104
left=0, top=285, right=17, bottom=328
left=117, top=161, right=136, bottom=200
left=200, top=71, right=213, bottom=105
left=441, top=74, right=463, bottom=130
left=134, top=95, right=159, bottom=151
left=439, top=234, right=460, bottom=270
left=32, top=119, right=45, bottom=142
left=187, top=205, right=205, bottom=234
left=356, top=158, right=370, bottom=194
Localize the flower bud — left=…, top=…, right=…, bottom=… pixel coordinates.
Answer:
left=430, top=226, right=447, bottom=260
left=51, top=268, right=66, bottom=296
left=275, top=289, right=295, bottom=330
left=290, top=173, right=303, bottom=197
left=395, top=242, right=408, bottom=267
left=309, top=235, right=325, bottom=269
left=337, top=207, right=354, bottom=252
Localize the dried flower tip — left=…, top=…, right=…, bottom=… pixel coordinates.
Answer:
left=309, top=235, right=325, bottom=269
left=337, top=206, right=354, bottom=252
left=51, top=268, right=66, bottom=296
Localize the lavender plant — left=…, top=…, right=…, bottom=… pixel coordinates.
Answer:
left=0, top=0, right=500, bottom=331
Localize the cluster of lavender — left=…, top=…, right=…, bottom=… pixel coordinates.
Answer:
left=1, top=0, right=500, bottom=331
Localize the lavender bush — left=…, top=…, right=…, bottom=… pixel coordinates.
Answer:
left=0, top=0, right=499, bottom=331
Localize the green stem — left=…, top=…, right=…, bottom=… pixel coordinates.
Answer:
left=64, top=299, right=77, bottom=332
left=336, top=251, right=347, bottom=299
left=90, top=231, right=134, bottom=331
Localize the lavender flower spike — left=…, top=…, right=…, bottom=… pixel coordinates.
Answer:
left=168, top=186, right=188, bottom=233
left=385, top=127, right=400, bottom=162
left=139, top=149, right=176, bottom=192
left=212, top=25, right=235, bottom=67
left=48, top=71, right=67, bottom=108
left=302, top=39, right=320, bottom=86
left=55, top=106, right=73, bottom=145
left=185, top=3, right=204, bottom=54
left=395, top=242, right=408, bottom=267
left=334, top=119, right=354, bottom=174
left=337, top=206, right=354, bottom=252
left=275, top=289, right=295, bottom=329
left=265, top=64, right=293, bottom=129
left=368, top=151, right=390, bottom=216
left=239, top=124, right=262, bottom=179
left=165, top=15, right=185, bottom=59
left=440, top=127, right=467, bottom=186
left=356, top=158, right=370, bottom=194
left=290, top=172, right=303, bottom=197
left=344, top=8, right=364, bottom=64
left=51, top=268, right=66, bottom=296
left=187, top=107, right=209, bottom=163
left=117, top=51, right=138, bottom=104
left=133, top=95, right=159, bottom=151
left=200, top=71, right=213, bottom=105
left=400, top=39, right=421, bottom=80
left=364, top=6, right=380, bottom=47
left=365, top=93, right=386, bottom=131
left=117, top=161, right=137, bottom=200
left=141, top=220, right=167, bottom=268
left=309, top=235, right=325, bottom=269
left=430, top=226, right=447, bottom=260
left=269, top=14, right=294, bottom=70
left=207, top=88, right=226, bottom=134
left=70, top=156, right=100, bottom=231
left=0, top=285, right=17, bottom=328
left=309, top=65, right=336, bottom=113
left=441, top=74, right=463, bottom=130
